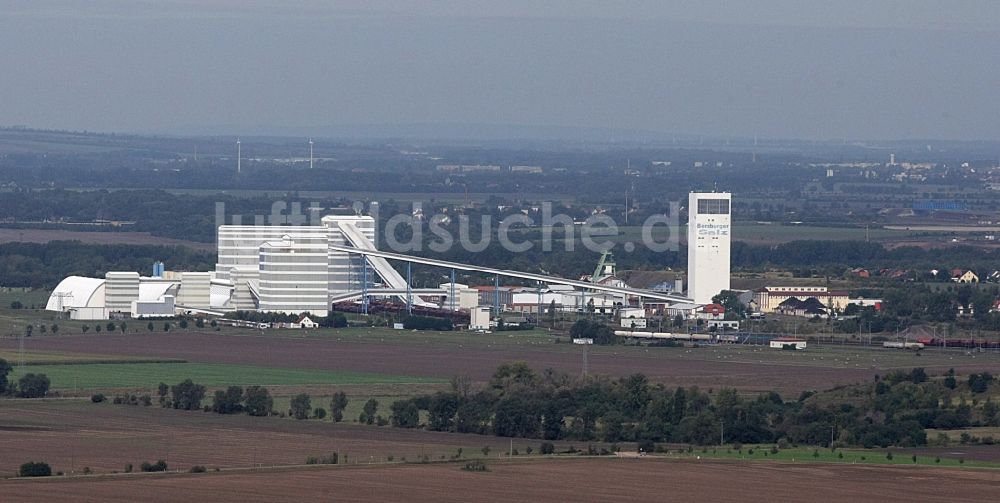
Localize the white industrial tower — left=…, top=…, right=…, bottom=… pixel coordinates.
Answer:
left=687, top=192, right=731, bottom=304
left=309, top=138, right=314, bottom=169
left=236, top=137, right=242, bottom=173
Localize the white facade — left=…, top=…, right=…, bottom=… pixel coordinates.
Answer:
left=176, top=272, right=212, bottom=308
left=105, top=272, right=140, bottom=313
left=687, top=192, right=731, bottom=304
left=132, top=295, right=176, bottom=318
left=216, top=225, right=330, bottom=281
left=258, top=235, right=329, bottom=316
left=470, top=306, right=491, bottom=330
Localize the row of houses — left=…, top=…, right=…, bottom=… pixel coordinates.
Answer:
left=851, top=267, right=985, bottom=283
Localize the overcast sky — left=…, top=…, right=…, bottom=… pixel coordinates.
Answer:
left=2, top=1, right=999, bottom=140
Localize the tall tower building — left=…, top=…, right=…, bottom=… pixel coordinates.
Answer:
left=687, top=192, right=731, bottom=304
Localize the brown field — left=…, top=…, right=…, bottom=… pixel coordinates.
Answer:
left=0, top=400, right=571, bottom=475
left=2, top=458, right=998, bottom=503
left=0, top=228, right=214, bottom=251
left=5, top=331, right=1000, bottom=396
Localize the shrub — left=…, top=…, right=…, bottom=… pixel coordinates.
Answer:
left=540, top=442, right=555, bottom=455
left=306, top=453, right=338, bottom=465
left=637, top=439, right=655, bottom=454
left=886, top=452, right=893, bottom=461
left=91, top=393, right=106, bottom=403
left=140, top=460, right=168, bottom=472
left=402, top=315, right=454, bottom=331
left=314, top=407, right=327, bottom=419
left=19, top=461, right=52, bottom=477
left=462, top=460, right=489, bottom=472
left=189, top=466, right=207, bottom=473
left=124, top=464, right=133, bottom=473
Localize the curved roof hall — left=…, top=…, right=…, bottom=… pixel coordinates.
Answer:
left=45, top=276, right=106, bottom=310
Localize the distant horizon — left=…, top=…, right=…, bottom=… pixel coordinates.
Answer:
left=6, top=123, right=1000, bottom=147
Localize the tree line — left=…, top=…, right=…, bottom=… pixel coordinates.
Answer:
left=378, top=362, right=996, bottom=449
left=0, top=241, right=214, bottom=288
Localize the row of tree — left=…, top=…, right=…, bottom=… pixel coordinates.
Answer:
left=378, top=363, right=996, bottom=448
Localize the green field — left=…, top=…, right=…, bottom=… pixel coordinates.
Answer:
left=657, top=445, right=1000, bottom=469
left=12, top=362, right=444, bottom=390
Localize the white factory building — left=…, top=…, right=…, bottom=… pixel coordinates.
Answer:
left=45, top=213, right=415, bottom=320
left=686, top=192, right=731, bottom=305
left=46, top=272, right=180, bottom=320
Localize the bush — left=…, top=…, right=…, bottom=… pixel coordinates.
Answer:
left=140, top=460, right=168, bottom=472
left=19, top=461, right=52, bottom=477
left=402, top=315, right=453, bottom=331
left=314, top=407, right=327, bottom=419
left=462, top=460, right=489, bottom=472
left=540, top=442, right=555, bottom=455
left=305, top=453, right=338, bottom=465
left=637, top=439, right=655, bottom=454
left=124, top=463, right=133, bottom=473
left=189, top=465, right=207, bottom=473
left=91, top=393, right=106, bottom=403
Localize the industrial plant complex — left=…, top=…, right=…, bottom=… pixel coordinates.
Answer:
left=43, top=191, right=865, bottom=334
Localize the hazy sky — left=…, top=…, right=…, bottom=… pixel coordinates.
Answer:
left=2, top=1, right=999, bottom=140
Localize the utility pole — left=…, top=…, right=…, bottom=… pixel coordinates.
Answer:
left=450, top=269, right=456, bottom=311
left=493, top=274, right=500, bottom=316
left=406, top=262, right=412, bottom=315
left=361, top=254, right=369, bottom=316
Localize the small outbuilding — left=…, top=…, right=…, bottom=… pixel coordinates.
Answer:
left=770, top=338, right=807, bottom=350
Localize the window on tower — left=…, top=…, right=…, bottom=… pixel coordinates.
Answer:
left=697, top=198, right=730, bottom=215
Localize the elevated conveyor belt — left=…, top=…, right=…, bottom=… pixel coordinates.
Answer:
left=339, top=222, right=436, bottom=307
